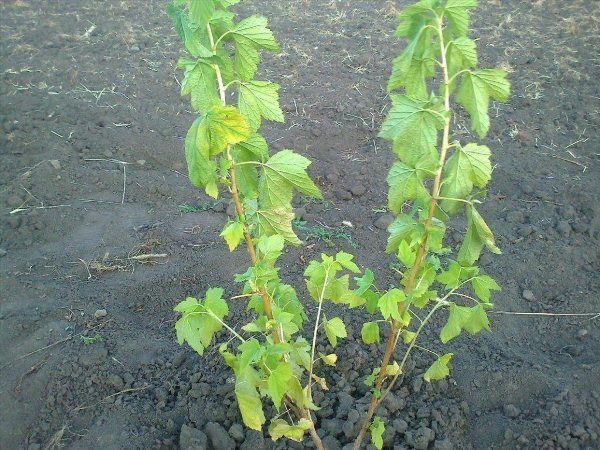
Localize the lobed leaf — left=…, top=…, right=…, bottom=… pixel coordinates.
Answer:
left=268, top=419, right=312, bottom=442
left=259, top=150, right=322, bottom=209
left=444, top=0, right=478, bottom=37
left=439, top=143, right=492, bottom=214
left=229, top=15, right=280, bottom=81
left=423, top=353, right=453, bottom=382
left=361, top=321, right=380, bottom=345
left=457, top=205, right=501, bottom=265
left=440, top=303, right=490, bottom=343
left=457, top=69, right=510, bottom=138
left=238, top=80, right=284, bottom=131
left=324, top=316, right=347, bottom=348
left=370, top=417, right=385, bottom=450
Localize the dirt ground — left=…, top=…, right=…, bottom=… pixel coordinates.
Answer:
left=1, top=0, right=599, bottom=449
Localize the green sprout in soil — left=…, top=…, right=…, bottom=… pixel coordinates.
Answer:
left=177, top=200, right=220, bottom=213
left=80, top=334, right=103, bottom=346
left=293, top=218, right=357, bottom=248
left=167, top=1, right=510, bottom=449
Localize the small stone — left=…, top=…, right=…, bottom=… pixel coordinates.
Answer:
left=517, top=225, right=535, bottom=237
left=565, top=345, right=583, bottom=357
left=522, top=290, right=535, bottom=301
left=556, top=220, right=571, bottom=236
left=107, top=374, right=124, bottom=390
left=350, top=184, right=367, bottom=197
left=94, top=309, right=108, bottom=319
left=49, top=159, right=61, bottom=170
left=508, top=211, right=525, bottom=224
left=558, top=205, right=576, bottom=219
left=336, top=392, right=354, bottom=416
left=239, top=430, right=266, bottom=450
left=155, top=387, right=168, bottom=404
left=339, top=190, right=352, bottom=201
left=522, top=185, right=534, bottom=195
left=383, top=392, right=403, bottom=413
left=322, top=435, right=342, bottom=450
left=577, top=329, right=589, bottom=340
left=226, top=202, right=236, bottom=217
left=326, top=172, right=339, bottom=184
left=413, top=427, right=435, bottom=450
left=504, top=404, right=521, bottom=418
left=7, top=216, right=21, bottom=229
left=103, top=150, right=113, bottom=158
left=7, top=195, right=24, bottom=207
left=173, top=352, right=187, bottom=368
left=295, top=207, right=307, bottom=220
left=131, top=45, right=140, bottom=52
left=137, top=159, right=146, bottom=166
left=180, top=424, right=208, bottom=450
left=374, top=213, right=394, bottom=230
left=205, top=422, right=235, bottom=450
left=434, top=439, right=453, bottom=450
left=228, top=423, right=245, bottom=442
left=0, top=248, right=6, bottom=257
left=347, top=409, right=360, bottom=424
left=393, top=418, right=408, bottom=434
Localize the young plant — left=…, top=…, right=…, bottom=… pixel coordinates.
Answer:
left=352, top=0, right=510, bottom=447
left=167, top=1, right=368, bottom=448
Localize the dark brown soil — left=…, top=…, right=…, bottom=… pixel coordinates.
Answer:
left=1, top=1, right=599, bottom=449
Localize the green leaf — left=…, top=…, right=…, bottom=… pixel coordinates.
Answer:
left=444, top=0, right=478, bottom=36
left=180, top=60, right=220, bottom=112
left=257, top=234, right=285, bottom=264
left=439, top=143, right=491, bottom=214
left=267, top=362, right=293, bottom=409
left=230, top=15, right=280, bottom=81
left=355, top=268, right=375, bottom=296
left=238, top=81, right=284, bottom=131
left=220, top=221, right=244, bottom=251
left=246, top=201, right=301, bottom=245
left=401, top=330, right=417, bottom=344
left=197, top=105, right=251, bottom=157
left=231, top=133, right=268, bottom=197
left=436, top=261, right=478, bottom=290
left=396, top=0, right=436, bottom=38
left=174, top=288, right=228, bottom=355
left=167, top=3, right=213, bottom=57
left=386, top=214, right=420, bottom=253
left=361, top=321, right=380, bottom=345
left=370, top=417, right=385, bottom=450
left=324, top=317, right=347, bottom=348
left=184, top=117, right=218, bottom=197
left=397, top=240, right=417, bottom=268
left=457, top=69, right=510, bottom=138
left=471, top=275, right=501, bottom=303
left=336, top=251, right=361, bottom=273
left=234, top=132, right=269, bottom=161
left=423, top=353, right=453, bottom=382
left=320, top=352, right=338, bottom=366
left=268, top=419, right=312, bottom=442
left=440, top=303, right=490, bottom=343
left=386, top=161, right=431, bottom=213
left=379, top=289, right=405, bottom=321
left=458, top=205, right=501, bottom=265
left=388, top=26, right=436, bottom=96
left=259, top=150, right=322, bottom=209
left=189, top=0, right=214, bottom=27
left=379, top=95, right=445, bottom=151
left=447, top=37, right=478, bottom=77
left=235, top=367, right=265, bottom=431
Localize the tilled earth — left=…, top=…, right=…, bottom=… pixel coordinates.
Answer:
left=1, top=0, right=599, bottom=449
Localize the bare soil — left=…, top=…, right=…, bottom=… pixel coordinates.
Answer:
left=1, top=1, right=599, bottom=449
